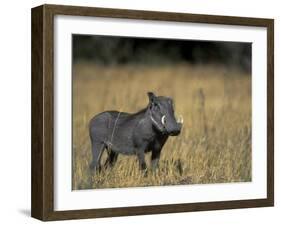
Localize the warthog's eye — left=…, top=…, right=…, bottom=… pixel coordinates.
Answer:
left=161, top=115, right=166, bottom=125
left=155, top=103, right=160, bottom=110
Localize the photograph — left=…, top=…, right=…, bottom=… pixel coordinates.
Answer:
left=72, top=35, right=252, bottom=190
left=31, top=4, right=274, bottom=220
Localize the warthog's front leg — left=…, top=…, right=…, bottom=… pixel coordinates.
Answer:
left=151, top=150, right=161, bottom=171
left=136, top=150, right=147, bottom=171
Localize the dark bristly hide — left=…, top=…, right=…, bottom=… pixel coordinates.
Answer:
left=89, top=92, right=182, bottom=172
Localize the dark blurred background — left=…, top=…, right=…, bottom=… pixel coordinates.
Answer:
left=72, top=35, right=251, bottom=73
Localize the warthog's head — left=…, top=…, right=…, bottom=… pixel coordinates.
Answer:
left=148, top=92, right=183, bottom=136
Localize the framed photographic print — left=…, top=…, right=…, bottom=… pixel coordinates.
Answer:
left=31, top=4, right=274, bottom=221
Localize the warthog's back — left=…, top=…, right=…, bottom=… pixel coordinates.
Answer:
left=89, top=110, right=145, bottom=155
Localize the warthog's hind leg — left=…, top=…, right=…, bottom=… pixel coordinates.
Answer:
left=104, top=150, right=118, bottom=168
left=89, top=142, right=105, bottom=173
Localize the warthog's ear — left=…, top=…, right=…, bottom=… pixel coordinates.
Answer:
left=147, top=92, right=156, bottom=103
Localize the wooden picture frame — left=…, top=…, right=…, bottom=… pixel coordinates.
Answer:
left=31, top=4, right=274, bottom=221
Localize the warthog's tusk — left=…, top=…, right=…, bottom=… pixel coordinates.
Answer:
left=161, top=115, right=166, bottom=125
left=177, top=115, right=183, bottom=124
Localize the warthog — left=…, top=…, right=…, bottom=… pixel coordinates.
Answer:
left=89, top=92, right=183, bottom=173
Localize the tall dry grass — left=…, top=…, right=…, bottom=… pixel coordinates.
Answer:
left=72, top=63, right=251, bottom=190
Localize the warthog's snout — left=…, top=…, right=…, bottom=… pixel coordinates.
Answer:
left=168, top=115, right=183, bottom=136
left=169, top=123, right=182, bottom=136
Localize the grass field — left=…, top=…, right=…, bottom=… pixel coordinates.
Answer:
left=72, top=63, right=251, bottom=190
